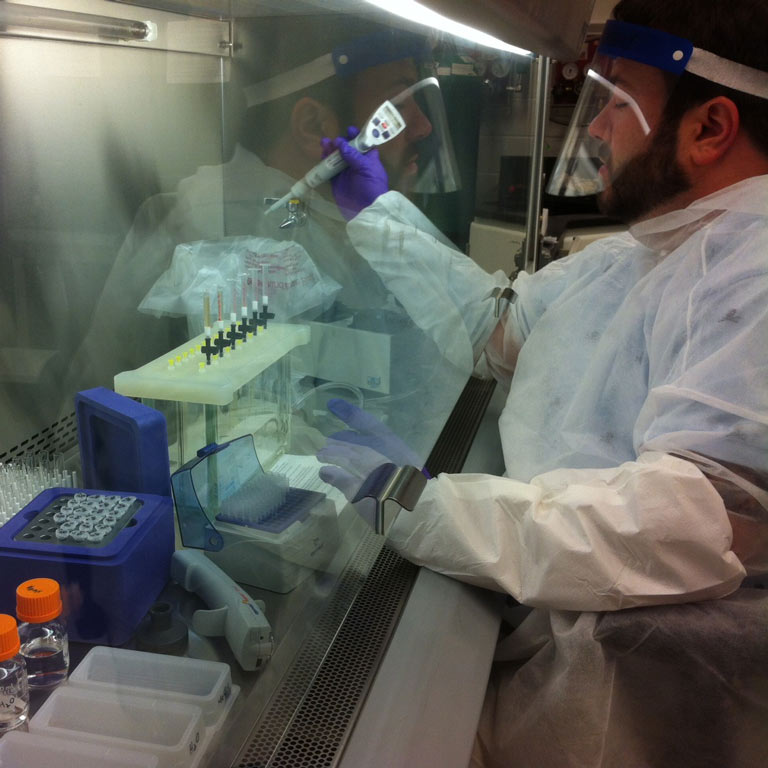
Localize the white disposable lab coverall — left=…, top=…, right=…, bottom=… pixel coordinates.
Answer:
left=346, top=176, right=768, bottom=767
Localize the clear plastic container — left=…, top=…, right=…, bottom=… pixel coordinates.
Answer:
left=0, top=730, right=160, bottom=768
left=16, top=578, right=69, bottom=689
left=0, top=614, right=29, bottom=735
left=68, top=646, right=237, bottom=728
left=29, top=686, right=205, bottom=768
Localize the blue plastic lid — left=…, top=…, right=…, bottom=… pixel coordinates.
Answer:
left=75, top=387, right=171, bottom=497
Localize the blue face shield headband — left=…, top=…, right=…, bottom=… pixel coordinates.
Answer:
left=546, top=19, right=768, bottom=197
left=599, top=20, right=768, bottom=98
left=244, top=31, right=431, bottom=107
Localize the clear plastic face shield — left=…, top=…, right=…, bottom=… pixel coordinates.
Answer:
left=547, top=20, right=768, bottom=198
left=244, top=31, right=460, bottom=196
left=386, top=75, right=459, bottom=195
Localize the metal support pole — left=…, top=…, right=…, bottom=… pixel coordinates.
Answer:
left=523, top=55, right=552, bottom=274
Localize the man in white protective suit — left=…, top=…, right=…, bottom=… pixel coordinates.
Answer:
left=317, top=1, right=768, bottom=765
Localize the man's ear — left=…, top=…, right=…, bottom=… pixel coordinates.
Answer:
left=683, top=96, right=740, bottom=167
left=289, top=97, right=341, bottom=161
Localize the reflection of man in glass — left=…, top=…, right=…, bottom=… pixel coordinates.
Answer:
left=223, top=18, right=458, bottom=306
left=68, top=15, right=465, bottom=457
left=246, top=45, right=436, bottom=202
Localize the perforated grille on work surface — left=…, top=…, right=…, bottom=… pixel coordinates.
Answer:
left=425, top=376, right=496, bottom=475
left=234, top=535, right=418, bottom=768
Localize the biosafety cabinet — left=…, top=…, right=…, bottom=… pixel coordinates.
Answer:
left=0, top=1, right=596, bottom=765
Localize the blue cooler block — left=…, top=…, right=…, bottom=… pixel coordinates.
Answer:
left=0, top=488, right=173, bottom=645
left=0, top=388, right=174, bottom=645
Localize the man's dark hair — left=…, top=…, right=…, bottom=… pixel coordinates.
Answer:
left=234, top=15, right=425, bottom=158
left=235, top=15, right=364, bottom=156
left=612, top=0, right=768, bottom=155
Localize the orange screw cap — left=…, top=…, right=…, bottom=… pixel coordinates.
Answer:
left=16, top=578, right=63, bottom=624
left=0, top=614, right=20, bottom=661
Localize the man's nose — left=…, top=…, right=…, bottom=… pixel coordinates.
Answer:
left=588, top=105, right=609, bottom=142
left=405, top=100, right=432, bottom=141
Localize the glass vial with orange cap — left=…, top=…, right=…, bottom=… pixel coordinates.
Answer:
left=16, top=578, right=69, bottom=689
left=0, top=614, right=29, bottom=734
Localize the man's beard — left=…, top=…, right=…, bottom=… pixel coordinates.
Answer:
left=597, top=115, right=691, bottom=223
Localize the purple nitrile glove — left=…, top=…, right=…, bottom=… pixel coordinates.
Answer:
left=320, top=126, right=389, bottom=221
left=317, top=398, right=430, bottom=502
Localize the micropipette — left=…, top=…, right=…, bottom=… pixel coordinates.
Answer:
left=171, top=549, right=273, bottom=671
left=266, top=98, right=406, bottom=215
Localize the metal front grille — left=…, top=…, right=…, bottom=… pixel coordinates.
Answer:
left=235, top=535, right=418, bottom=768
left=0, top=411, right=78, bottom=463
left=425, top=376, right=497, bottom=475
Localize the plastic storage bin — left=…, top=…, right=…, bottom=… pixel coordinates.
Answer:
left=0, top=730, right=159, bottom=768
left=68, top=646, right=237, bottom=728
left=28, top=686, right=205, bottom=768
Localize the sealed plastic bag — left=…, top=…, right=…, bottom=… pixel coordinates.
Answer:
left=139, top=236, right=341, bottom=335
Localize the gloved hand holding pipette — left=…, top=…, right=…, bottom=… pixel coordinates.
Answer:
left=266, top=98, right=405, bottom=216
left=321, top=127, right=389, bottom=220
left=317, top=398, right=431, bottom=501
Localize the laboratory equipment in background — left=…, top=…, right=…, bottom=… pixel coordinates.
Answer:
left=171, top=549, right=274, bottom=671
left=0, top=614, right=29, bottom=736
left=16, top=577, right=69, bottom=689
left=468, top=217, right=526, bottom=276
left=171, top=435, right=338, bottom=595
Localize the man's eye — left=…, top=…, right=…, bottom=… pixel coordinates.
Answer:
left=613, top=101, right=629, bottom=109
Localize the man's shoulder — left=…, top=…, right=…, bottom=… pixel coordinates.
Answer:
left=703, top=210, right=768, bottom=280
left=552, top=230, right=640, bottom=273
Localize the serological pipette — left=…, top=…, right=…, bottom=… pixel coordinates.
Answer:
left=249, top=268, right=259, bottom=337
left=201, top=292, right=216, bottom=365
left=228, top=279, right=239, bottom=350
left=239, top=273, right=250, bottom=341
left=259, top=264, right=275, bottom=330
left=215, top=285, right=226, bottom=358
